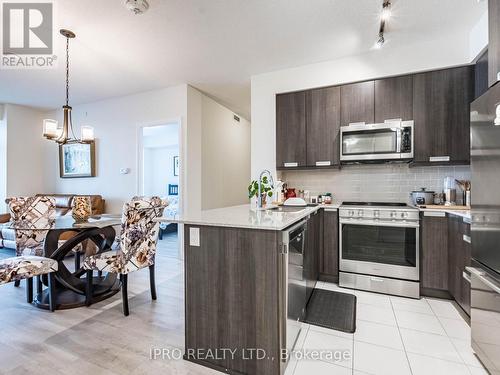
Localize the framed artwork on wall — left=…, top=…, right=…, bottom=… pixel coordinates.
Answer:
left=173, top=156, right=179, bottom=176
left=59, top=141, right=96, bottom=178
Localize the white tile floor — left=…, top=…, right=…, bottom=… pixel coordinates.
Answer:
left=285, top=281, right=488, bottom=375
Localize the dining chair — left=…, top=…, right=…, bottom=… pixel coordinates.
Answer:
left=7, top=196, right=82, bottom=278
left=83, top=196, right=167, bottom=316
left=7, top=196, right=57, bottom=292
left=0, top=256, right=58, bottom=311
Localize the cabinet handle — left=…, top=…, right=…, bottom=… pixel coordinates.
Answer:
left=463, top=234, right=471, bottom=244
left=423, top=211, right=446, bottom=217
left=370, top=277, right=384, bottom=282
left=429, top=156, right=450, bottom=162
left=315, top=161, right=331, bottom=167
left=283, top=162, right=298, bottom=167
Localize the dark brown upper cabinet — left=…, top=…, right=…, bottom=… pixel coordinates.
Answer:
left=340, top=81, right=375, bottom=126
left=375, top=75, right=413, bottom=123
left=475, top=49, right=489, bottom=99
left=306, top=86, right=341, bottom=167
left=276, top=91, right=307, bottom=168
left=489, top=0, right=500, bottom=87
left=412, top=66, right=474, bottom=166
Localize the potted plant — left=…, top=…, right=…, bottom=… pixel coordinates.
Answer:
left=248, top=176, right=274, bottom=207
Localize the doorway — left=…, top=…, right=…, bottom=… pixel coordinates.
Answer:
left=138, top=121, right=181, bottom=259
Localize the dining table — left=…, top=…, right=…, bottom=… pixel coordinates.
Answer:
left=10, top=214, right=122, bottom=310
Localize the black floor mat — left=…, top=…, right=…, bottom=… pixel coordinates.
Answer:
left=304, top=289, right=357, bottom=333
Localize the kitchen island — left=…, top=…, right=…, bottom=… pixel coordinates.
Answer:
left=157, top=204, right=333, bottom=375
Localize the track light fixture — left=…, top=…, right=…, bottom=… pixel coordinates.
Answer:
left=374, top=0, right=391, bottom=49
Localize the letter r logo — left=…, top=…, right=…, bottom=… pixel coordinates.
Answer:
left=2, top=2, right=53, bottom=55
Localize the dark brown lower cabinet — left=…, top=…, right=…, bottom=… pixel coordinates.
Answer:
left=184, top=225, right=283, bottom=375
left=305, top=210, right=321, bottom=301
left=448, top=216, right=471, bottom=315
left=420, top=213, right=449, bottom=294
left=320, top=209, right=339, bottom=282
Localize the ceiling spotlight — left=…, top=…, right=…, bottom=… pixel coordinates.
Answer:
left=124, top=0, right=149, bottom=15
left=381, top=1, right=391, bottom=21
left=375, top=33, right=385, bottom=49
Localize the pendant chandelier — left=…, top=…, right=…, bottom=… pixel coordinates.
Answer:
left=43, top=29, right=94, bottom=144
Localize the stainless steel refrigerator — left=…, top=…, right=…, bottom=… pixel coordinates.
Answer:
left=469, top=81, right=500, bottom=375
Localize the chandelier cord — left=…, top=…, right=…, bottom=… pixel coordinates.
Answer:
left=65, top=36, right=69, bottom=107
left=65, top=35, right=78, bottom=141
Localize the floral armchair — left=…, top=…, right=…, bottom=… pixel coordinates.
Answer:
left=83, top=196, right=167, bottom=316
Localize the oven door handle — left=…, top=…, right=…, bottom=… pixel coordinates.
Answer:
left=396, top=129, right=402, bottom=153
left=339, top=220, right=419, bottom=228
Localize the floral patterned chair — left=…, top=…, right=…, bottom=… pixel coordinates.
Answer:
left=0, top=256, right=57, bottom=311
left=7, top=196, right=56, bottom=291
left=83, top=196, right=167, bottom=316
left=7, top=196, right=56, bottom=257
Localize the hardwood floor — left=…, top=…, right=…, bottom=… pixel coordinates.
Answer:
left=0, top=232, right=219, bottom=375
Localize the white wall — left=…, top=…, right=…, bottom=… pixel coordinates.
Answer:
left=43, top=84, right=249, bottom=214
left=250, top=33, right=473, bottom=179
left=200, top=94, right=251, bottom=210
left=4, top=104, right=52, bottom=199
left=143, top=145, right=179, bottom=197
left=469, top=10, right=488, bottom=61
left=45, top=85, right=189, bottom=213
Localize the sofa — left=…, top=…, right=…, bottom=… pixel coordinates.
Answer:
left=0, top=194, right=105, bottom=251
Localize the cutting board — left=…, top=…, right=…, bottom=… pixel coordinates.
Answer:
left=418, top=205, right=470, bottom=210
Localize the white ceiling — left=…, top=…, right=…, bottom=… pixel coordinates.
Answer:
left=0, top=0, right=487, bottom=120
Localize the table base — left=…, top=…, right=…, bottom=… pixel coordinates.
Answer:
left=34, top=275, right=121, bottom=310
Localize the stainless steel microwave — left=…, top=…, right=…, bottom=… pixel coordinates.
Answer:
left=340, top=120, right=414, bottom=162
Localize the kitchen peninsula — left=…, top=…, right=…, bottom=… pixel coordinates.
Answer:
left=158, top=204, right=335, bottom=375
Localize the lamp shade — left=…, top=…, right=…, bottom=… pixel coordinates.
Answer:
left=43, top=119, right=58, bottom=138
left=81, top=126, right=95, bottom=142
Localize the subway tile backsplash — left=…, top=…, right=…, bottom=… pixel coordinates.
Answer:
left=279, top=164, right=471, bottom=205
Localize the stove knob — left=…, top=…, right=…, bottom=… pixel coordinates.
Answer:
left=374, top=210, right=380, bottom=217
left=390, top=211, right=397, bottom=218
left=358, top=210, right=364, bottom=217
left=349, top=210, right=355, bottom=217
left=402, top=212, right=409, bottom=219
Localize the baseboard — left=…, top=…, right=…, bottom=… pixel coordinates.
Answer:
left=318, top=273, right=339, bottom=284
left=420, top=287, right=453, bottom=300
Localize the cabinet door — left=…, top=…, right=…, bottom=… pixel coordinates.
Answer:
left=276, top=91, right=307, bottom=168
left=375, top=75, right=413, bottom=122
left=458, top=220, right=471, bottom=315
left=306, top=86, right=341, bottom=166
left=321, top=210, right=339, bottom=280
left=340, top=81, right=375, bottom=126
left=489, top=0, right=500, bottom=87
left=413, top=66, right=474, bottom=165
left=185, top=226, right=281, bottom=375
left=421, top=213, right=448, bottom=291
left=448, top=216, right=461, bottom=299
left=475, top=49, right=489, bottom=99
left=305, top=210, right=320, bottom=301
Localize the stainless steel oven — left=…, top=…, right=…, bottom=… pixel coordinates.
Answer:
left=340, top=120, right=414, bottom=162
left=339, top=202, right=420, bottom=298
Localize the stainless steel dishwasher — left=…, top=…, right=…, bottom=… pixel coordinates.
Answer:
left=281, top=219, right=308, bottom=357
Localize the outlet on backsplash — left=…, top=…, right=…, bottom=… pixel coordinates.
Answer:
left=278, top=164, right=471, bottom=205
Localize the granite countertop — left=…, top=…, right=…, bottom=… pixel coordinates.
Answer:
left=156, top=203, right=340, bottom=231
left=156, top=201, right=471, bottom=230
